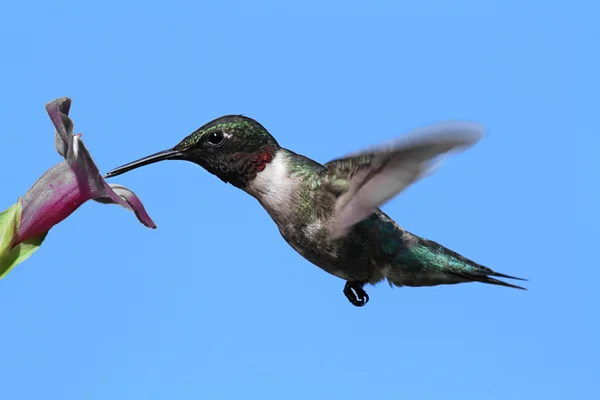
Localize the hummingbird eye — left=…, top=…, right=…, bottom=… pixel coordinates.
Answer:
left=207, top=131, right=225, bottom=147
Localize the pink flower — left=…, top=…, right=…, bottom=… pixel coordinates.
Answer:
left=0, top=97, right=156, bottom=278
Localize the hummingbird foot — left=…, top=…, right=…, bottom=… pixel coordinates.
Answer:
left=343, top=281, right=369, bottom=307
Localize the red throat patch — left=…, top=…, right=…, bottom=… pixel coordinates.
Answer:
left=229, top=145, right=275, bottom=184
left=254, top=149, right=274, bottom=172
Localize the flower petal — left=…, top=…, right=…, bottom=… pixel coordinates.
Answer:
left=16, top=162, right=91, bottom=243
left=95, top=184, right=157, bottom=228
left=46, top=97, right=74, bottom=159
left=73, top=136, right=157, bottom=228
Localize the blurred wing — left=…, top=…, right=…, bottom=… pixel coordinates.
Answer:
left=325, top=121, right=484, bottom=238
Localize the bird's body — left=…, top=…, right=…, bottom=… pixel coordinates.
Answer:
left=245, top=148, right=524, bottom=293
left=105, top=115, right=526, bottom=306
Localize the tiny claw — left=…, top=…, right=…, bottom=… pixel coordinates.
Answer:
left=343, top=281, right=370, bottom=307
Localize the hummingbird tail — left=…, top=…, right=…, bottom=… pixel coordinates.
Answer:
left=385, top=234, right=528, bottom=290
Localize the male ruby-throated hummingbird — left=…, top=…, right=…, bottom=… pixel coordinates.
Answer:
left=105, top=116, right=526, bottom=307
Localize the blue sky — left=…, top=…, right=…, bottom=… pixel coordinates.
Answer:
left=0, top=1, right=596, bottom=399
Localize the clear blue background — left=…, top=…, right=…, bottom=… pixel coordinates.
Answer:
left=0, top=1, right=595, bottom=399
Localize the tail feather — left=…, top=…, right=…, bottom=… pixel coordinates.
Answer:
left=456, top=272, right=528, bottom=290
left=492, top=271, right=528, bottom=282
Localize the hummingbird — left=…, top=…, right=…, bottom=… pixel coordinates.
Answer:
left=104, top=116, right=526, bottom=307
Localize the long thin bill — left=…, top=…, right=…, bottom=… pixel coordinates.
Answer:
left=104, top=149, right=184, bottom=178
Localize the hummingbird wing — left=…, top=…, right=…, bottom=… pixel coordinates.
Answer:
left=324, top=121, right=484, bottom=238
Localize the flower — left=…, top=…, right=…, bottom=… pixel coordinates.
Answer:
left=0, top=97, right=156, bottom=279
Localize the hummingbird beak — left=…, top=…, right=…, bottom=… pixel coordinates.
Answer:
left=103, top=148, right=186, bottom=179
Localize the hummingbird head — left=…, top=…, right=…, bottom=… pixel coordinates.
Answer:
left=104, top=115, right=280, bottom=188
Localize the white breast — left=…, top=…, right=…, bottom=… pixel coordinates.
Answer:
left=245, top=150, right=297, bottom=217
